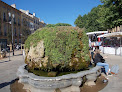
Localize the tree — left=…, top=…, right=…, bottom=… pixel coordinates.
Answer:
left=74, top=6, right=103, bottom=32
left=46, top=24, right=55, bottom=27
left=46, top=23, right=71, bottom=27
left=55, top=23, right=71, bottom=26
left=97, top=5, right=112, bottom=30
left=74, top=0, right=122, bottom=32
left=85, top=6, right=100, bottom=32
left=74, top=15, right=84, bottom=28
left=100, top=0, right=122, bottom=28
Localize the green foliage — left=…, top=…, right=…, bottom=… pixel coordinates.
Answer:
left=74, top=15, right=84, bottom=28
left=81, top=31, right=89, bottom=58
left=55, top=23, right=72, bottom=26
left=100, top=0, right=122, bottom=28
left=46, top=23, right=71, bottom=27
left=74, top=0, right=122, bottom=32
left=45, top=24, right=55, bottom=27
left=97, top=6, right=111, bottom=29
left=25, top=27, right=90, bottom=71
left=74, top=6, right=104, bottom=32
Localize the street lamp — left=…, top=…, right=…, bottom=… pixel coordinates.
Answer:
left=20, top=34, right=22, bottom=50
left=8, top=12, right=14, bottom=56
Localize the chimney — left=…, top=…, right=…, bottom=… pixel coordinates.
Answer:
left=33, top=13, right=36, bottom=16
left=11, top=4, right=16, bottom=8
left=26, top=10, right=29, bottom=15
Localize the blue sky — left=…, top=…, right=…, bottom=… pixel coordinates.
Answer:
left=2, top=0, right=102, bottom=26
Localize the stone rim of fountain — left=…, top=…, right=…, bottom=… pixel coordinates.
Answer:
left=17, top=64, right=102, bottom=90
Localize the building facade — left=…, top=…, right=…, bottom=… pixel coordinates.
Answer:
left=19, top=9, right=40, bottom=34
left=107, top=25, right=122, bottom=33
left=0, top=1, right=21, bottom=48
left=0, top=0, right=46, bottom=49
left=39, top=21, right=46, bottom=28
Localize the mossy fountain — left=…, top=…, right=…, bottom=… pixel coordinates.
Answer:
left=17, top=26, right=102, bottom=92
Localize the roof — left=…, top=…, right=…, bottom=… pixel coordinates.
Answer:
left=97, top=32, right=122, bottom=38
left=86, top=31, right=108, bottom=35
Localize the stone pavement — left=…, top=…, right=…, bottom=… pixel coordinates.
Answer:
left=99, top=53, right=122, bottom=92
left=0, top=50, right=122, bottom=92
left=0, top=50, right=25, bottom=92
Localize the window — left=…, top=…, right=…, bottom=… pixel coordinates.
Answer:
left=18, top=18, right=20, bottom=25
left=9, top=16, right=11, bottom=21
left=4, top=24, right=7, bottom=36
left=22, top=18, right=23, bottom=25
left=3, top=6, right=6, bottom=8
left=18, top=28, right=20, bottom=37
left=3, top=12, right=6, bottom=21
left=15, top=39, right=17, bottom=44
left=14, top=17, right=16, bottom=24
left=34, top=20, right=35, bottom=23
left=36, top=20, right=37, bottom=24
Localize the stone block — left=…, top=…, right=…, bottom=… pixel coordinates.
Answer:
left=85, top=81, right=96, bottom=86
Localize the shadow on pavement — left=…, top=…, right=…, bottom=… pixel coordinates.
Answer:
left=0, top=78, right=19, bottom=89
left=0, top=61, right=10, bottom=63
left=14, top=54, right=22, bottom=56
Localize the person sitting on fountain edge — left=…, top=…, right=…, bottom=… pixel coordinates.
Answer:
left=93, top=47, right=111, bottom=76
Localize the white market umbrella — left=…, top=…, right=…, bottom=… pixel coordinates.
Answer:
left=97, top=32, right=122, bottom=38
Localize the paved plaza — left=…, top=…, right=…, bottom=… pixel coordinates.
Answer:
left=0, top=50, right=122, bottom=92
left=0, top=50, right=25, bottom=92
left=100, top=53, right=122, bottom=92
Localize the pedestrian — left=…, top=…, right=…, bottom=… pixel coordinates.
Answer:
left=93, top=47, right=111, bottom=76
left=16, top=45, right=19, bottom=50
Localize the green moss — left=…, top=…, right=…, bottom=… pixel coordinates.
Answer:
left=25, top=26, right=90, bottom=71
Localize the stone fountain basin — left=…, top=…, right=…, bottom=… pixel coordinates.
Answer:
left=17, top=64, right=102, bottom=92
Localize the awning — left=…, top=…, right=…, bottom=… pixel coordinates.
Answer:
left=86, top=31, right=108, bottom=36
left=97, top=32, right=122, bottom=38
left=98, top=32, right=122, bottom=56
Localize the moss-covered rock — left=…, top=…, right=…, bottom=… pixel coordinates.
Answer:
left=25, top=26, right=90, bottom=72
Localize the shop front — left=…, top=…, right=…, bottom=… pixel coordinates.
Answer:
left=98, top=32, right=122, bottom=56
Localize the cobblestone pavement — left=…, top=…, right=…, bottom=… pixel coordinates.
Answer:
left=0, top=50, right=24, bottom=92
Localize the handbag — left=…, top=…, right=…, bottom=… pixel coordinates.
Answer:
left=101, top=58, right=105, bottom=63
